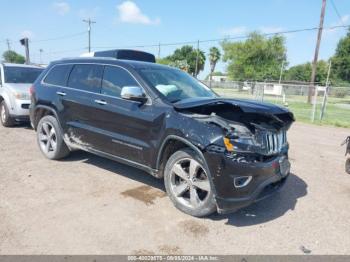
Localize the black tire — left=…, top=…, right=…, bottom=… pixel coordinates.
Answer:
left=346, top=158, right=350, bottom=174
left=0, top=101, right=15, bottom=127
left=164, top=148, right=216, bottom=217
left=37, top=115, right=70, bottom=160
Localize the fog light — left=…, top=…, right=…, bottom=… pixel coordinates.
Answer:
left=234, top=176, right=252, bottom=188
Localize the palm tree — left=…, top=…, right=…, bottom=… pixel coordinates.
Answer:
left=208, top=47, right=221, bottom=87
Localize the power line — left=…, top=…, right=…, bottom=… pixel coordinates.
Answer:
left=92, top=24, right=350, bottom=50
left=330, top=0, right=344, bottom=26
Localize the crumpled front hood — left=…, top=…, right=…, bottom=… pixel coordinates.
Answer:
left=174, top=97, right=290, bottom=115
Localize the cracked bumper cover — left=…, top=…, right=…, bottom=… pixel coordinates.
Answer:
left=204, top=151, right=290, bottom=214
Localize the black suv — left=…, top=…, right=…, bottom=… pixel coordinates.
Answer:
left=30, top=54, right=294, bottom=217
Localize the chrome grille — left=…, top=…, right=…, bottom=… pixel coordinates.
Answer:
left=260, top=130, right=287, bottom=155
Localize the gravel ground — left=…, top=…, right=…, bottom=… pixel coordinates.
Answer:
left=0, top=122, right=350, bottom=255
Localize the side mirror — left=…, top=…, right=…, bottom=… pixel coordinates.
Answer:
left=121, top=86, right=147, bottom=103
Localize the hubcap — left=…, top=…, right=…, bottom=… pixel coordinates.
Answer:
left=1, top=105, right=6, bottom=123
left=170, top=158, right=211, bottom=209
left=39, top=122, right=57, bottom=154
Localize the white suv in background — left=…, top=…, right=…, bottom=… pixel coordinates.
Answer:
left=0, top=63, right=43, bottom=127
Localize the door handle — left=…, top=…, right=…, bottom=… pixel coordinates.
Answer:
left=56, top=91, right=66, bottom=96
left=94, top=99, right=107, bottom=105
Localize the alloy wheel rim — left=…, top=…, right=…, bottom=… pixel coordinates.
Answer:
left=170, top=158, right=211, bottom=209
left=39, top=122, right=57, bottom=154
left=1, top=105, right=6, bottom=123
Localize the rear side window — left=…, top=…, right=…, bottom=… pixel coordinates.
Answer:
left=68, top=64, right=103, bottom=93
left=44, top=64, right=72, bottom=86
left=101, top=66, right=139, bottom=97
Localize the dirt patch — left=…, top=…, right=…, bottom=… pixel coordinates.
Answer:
left=121, top=185, right=166, bottom=205
left=178, top=220, right=209, bottom=238
left=132, top=249, right=155, bottom=255
left=158, top=245, right=182, bottom=254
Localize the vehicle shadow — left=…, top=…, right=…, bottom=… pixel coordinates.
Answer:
left=63, top=151, right=307, bottom=226
left=208, top=173, right=308, bottom=226
left=64, top=150, right=165, bottom=192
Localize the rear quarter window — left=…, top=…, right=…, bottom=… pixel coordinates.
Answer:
left=44, top=64, right=72, bottom=86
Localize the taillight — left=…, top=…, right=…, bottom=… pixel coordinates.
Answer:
left=29, top=85, right=35, bottom=96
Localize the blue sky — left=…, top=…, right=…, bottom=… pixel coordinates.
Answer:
left=1, top=0, right=350, bottom=79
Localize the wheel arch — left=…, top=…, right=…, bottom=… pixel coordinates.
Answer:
left=156, top=135, right=210, bottom=179
left=32, top=105, right=60, bottom=131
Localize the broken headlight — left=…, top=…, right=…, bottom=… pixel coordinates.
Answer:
left=224, top=123, right=256, bottom=152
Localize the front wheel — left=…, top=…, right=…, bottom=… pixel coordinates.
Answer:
left=164, top=148, right=216, bottom=217
left=37, top=115, right=70, bottom=160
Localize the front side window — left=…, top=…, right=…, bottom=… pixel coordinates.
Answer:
left=68, top=64, right=103, bottom=93
left=4, top=66, right=43, bottom=84
left=44, top=64, right=72, bottom=86
left=101, top=66, right=139, bottom=97
left=137, top=67, right=216, bottom=103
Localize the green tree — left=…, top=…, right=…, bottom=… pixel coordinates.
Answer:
left=166, top=45, right=206, bottom=77
left=2, top=50, right=25, bottom=64
left=208, top=47, right=221, bottom=86
left=221, top=32, right=287, bottom=81
left=332, top=29, right=350, bottom=82
left=156, top=57, right=172, bottom=65
left=284, top=60, right=330, bottom=84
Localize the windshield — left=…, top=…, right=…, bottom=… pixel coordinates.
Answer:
left=4, top=66, right=43, bottom=84
left=138, top=67, right=217, bottom=103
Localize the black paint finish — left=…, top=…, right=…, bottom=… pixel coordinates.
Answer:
left=30, top=57, right=294, bottom=214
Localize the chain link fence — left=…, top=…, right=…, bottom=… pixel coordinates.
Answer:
left=202, top=80, right=350, bottom=127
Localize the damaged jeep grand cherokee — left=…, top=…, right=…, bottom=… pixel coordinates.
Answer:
left=30, top=55, right=294, bottom=217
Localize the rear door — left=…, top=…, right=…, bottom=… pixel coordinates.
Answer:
left=61, top=63, right=105, bottom=149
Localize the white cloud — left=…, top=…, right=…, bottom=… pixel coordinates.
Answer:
left=116, top=1, right=160, bottom=25
left=220, top=26, right=248, bottom=36
left=53, top=1, right=70, bottom=16
left=21, top=30, right=34, bottom=39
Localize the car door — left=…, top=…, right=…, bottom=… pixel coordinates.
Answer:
left=61, top=63, right=107, bottom=150
left=91, top=65, right=166, bottom=165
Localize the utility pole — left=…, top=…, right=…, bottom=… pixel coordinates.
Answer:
left=82, top=18, right=96, bottom=53
left=158, top=42, right=161, bottom=59
left=308, top=0, right=326, bottom=104
left=19, top=38, right=30, bottom=64
left=195, top=40, right=199, bottom=78
left=6, top=39, right=11, bottom=51
left=39, top=49, right=43, bottom=64
left=320, top=60, right=332, bottom=120
left=279, top=60, right=285, bottom=84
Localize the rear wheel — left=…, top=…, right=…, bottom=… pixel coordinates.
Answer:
left=164, top=148, right=216, bottom=217
left=37, top=115, right=70, bottom=160
left=0, top=101, right=15, bottom=127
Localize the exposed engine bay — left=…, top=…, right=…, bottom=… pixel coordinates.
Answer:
left=175, top=98, right=295, bottom=162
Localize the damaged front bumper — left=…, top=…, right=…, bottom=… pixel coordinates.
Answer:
left=203, top=150, right=290, bottom=214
